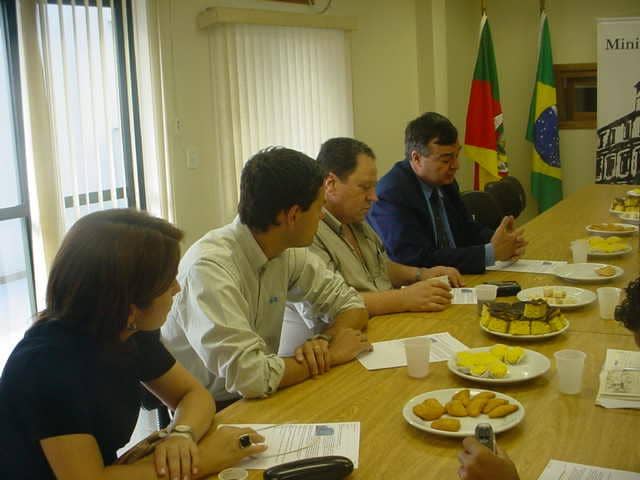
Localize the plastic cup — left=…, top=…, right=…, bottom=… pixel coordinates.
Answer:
left=554, top=349, right=587, bottom=395
left=475, top=284, right=498, bottom=314
left=570, top=239, right=589, bottom=263
left=404, top=337, right=431, bottom=378
left=597, top=287, right=622, bottom=320
left=219, top=468, right=248, bottom=480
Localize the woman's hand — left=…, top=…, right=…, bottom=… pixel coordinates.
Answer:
left=154, top=434, right=199, bottom=480
left=200, top=426, right=267, bottom=474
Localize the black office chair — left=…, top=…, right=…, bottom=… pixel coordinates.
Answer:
left=460, top=190, right=503, bottom=230
left=484, top=176, right=526, bottom=218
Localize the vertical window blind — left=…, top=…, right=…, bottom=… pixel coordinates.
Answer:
left=207, top=23, right=354, bottom=221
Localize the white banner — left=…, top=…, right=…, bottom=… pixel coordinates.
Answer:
left=596, top=17, right=640, bottom=184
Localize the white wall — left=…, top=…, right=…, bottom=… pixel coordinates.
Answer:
left=157, top=0, right=640, bottom=246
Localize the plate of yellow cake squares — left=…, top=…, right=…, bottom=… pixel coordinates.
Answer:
left=448, top=345, right=551, bottom=384
left=517, top=286, right=596, bottom=309
left=479, top=300, right=570, bottom=339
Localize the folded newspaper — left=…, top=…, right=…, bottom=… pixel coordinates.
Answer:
left=596, top=349, right=640, bottom=409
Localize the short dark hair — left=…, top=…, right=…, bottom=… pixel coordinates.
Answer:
left=404, top=112, right=458, bottom=158
left=238, top=147, right=325, bottom=232
left=37, top=209, right=183, bottom=344
left=616, top=277, right=640, bottom=333
left=317, top=137, right=375, bottom=181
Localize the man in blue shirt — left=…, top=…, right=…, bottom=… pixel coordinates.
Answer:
left=368, top=112, right=527, bottom=274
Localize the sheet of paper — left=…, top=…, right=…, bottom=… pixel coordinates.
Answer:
left=487, top=259, right=567, bottom=274
left=452, top=287, right=477, bottom=304
left=596, top=349, right=640, bottom=408
left=357, top=332, right=467, bottom=370
left=221, top=422, right=360, bottom=469
left=537, top=459, right=640, bottom=480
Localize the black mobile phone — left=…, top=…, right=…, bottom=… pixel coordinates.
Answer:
left=475, top=423, right=495, bottom=453
left=483, top=281, right=521, bottom=297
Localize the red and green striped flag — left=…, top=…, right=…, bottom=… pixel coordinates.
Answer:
left=527, top=12, right=562, bottom=212
left=464, top=14, right=508, bottom=191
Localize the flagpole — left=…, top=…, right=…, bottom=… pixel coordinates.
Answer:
left=540, top=0, right=545, bottom=13
left=481, top=0, right=486, bottom=15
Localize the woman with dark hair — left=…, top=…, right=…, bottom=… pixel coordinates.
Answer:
left=0, top=209, right=265, bottom=480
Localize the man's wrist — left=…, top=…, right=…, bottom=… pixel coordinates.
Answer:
left=414, top=267, right=422, bottom=283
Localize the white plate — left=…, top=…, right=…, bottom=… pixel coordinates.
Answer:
left=620, top=213, right=640, bottom=225
left=609, top=208, right=624, bottom=217
left=403, top=388, right=525, bottom=438
left=480, top=318, right=570, bottom=340
left=585, top=223, right=638, bottom=236
left=517, top=286, right=596, bottom=309
left=589, top=245, right=633, bottom=257
left=447, top=347, right=550, bottom=384
left=553, top=263, right=624, bottom=283
left=627, top=188, right=640, bottom=197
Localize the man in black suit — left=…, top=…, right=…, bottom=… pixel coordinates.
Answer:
left=367, top=112, right=526, bottom=274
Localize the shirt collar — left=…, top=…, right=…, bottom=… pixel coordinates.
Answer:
left=322, top=208, right=370, bottom=238
left=419, top=181, right=442, bottom=200
left=233, top=217, right=270, bottom=272
left=322, top=208, right=344, bottom=235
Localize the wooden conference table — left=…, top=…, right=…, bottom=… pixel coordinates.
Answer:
left=215, top=184, right=640, bottom=479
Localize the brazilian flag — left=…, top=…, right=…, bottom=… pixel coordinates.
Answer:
left=527, top=12, right=562, bottom=212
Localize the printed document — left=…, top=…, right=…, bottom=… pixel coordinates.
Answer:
left=222, top=422, right=360, bottom=470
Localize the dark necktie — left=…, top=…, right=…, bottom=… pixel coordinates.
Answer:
left=430, top=189, right=452, bottom=249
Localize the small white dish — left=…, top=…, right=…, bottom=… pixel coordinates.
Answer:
left=517, top=286, right=596, bottom=309
left=480, top=319, right=570, bottom=340
left=553, top=263, right=624, bottom=283
left=588, top=245, right=633, bottom=257
left=627, top=188, right=640, bottom=197
left=403, top=388, right=525, bottom=438
left=585, top=223, right=638, bottom=236
left=447, top=347, right=550, bottom=384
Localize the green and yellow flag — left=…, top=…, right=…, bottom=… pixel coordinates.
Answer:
left=527, top=12, right=562, bottom=212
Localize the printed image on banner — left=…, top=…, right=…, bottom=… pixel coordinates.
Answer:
left=596, top=17, right=640, bottom=184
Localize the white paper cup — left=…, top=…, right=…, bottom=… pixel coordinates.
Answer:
left=570, top=239, right=589, bottom=263
left=404, top=337, right=431, bottom=378
left=597, top=287, right=622, bottom=320
left=554, top=349, right=587, bottom=395
left=475, top=284, right=498, bottom=301
left=475, top=284, right=498, bottom=314
left=219, top=468, right=248, bottom=480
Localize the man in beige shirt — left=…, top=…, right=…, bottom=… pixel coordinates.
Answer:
left=279, top=138, right=463, bottom=355
left=162, top=147, right=371, bottom=404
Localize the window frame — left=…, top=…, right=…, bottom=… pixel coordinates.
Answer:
left=0, top=0, right=36, bottom=315
left=554, top=62, right=597, bottom=130
left=47, top=0, right=146, bottom=211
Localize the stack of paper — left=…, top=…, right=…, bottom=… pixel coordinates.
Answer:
left=538, top=460, right=640, bottom=479
left=487, top=259, right=567, bottom=274
left=596, top=349, right=640, bottom=409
